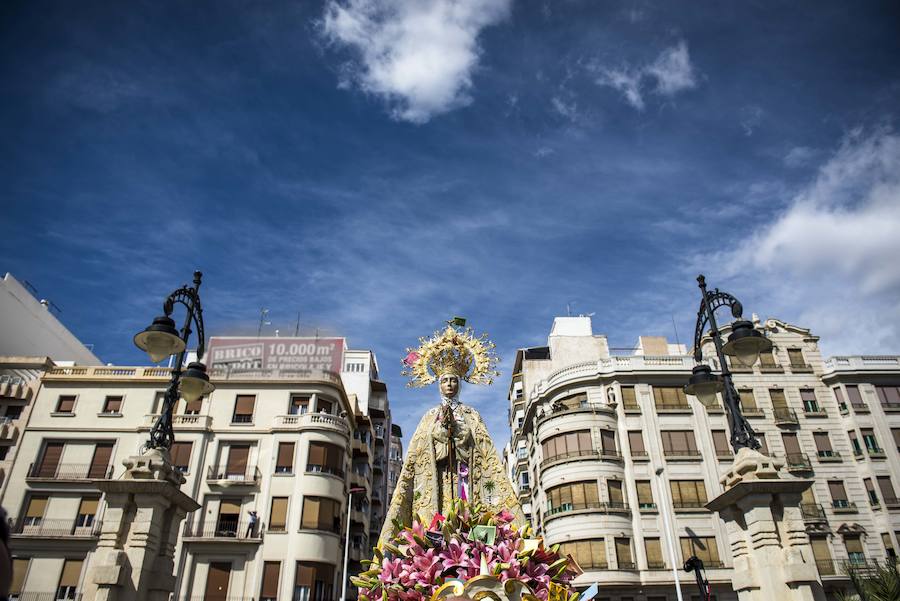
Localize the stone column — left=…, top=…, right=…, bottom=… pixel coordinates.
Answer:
left=706, top=448, right=825, bottom=601
left=81, top=449, right=200, bottom=601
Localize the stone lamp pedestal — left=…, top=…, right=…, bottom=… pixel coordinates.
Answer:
left=706, top=448, right=825, bottom=601
left=81, top=448, right=200, bottom=601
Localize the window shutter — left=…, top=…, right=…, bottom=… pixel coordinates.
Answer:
left=833, top=387, right=846, bottom=405
left=600, top=430, right=616, bottom=453
left=810, top=537, right=831, bottom=562
left=620, top=386, right=636, bottom=406
left=738, top=389, right=757, bottom=410
left=637, top=481, right=653, bottom=505
left=828, top=481, right=847, bottom=501
left=59, top=559, right=83, bottom=587
left=847, top=386, right=863, bottom=405
left=788, top=349, right=806, bottom=367
left=26, top=496, right=48, bottom=518
left=220, top=500, right=241, bottom=515
left=39, top=442, right=64, bottom=477
left=226, top=445, right=250, bottom=475
left=270, top=497, right=288, bottom=530
left=104, top=396, right=122, bottom=412
left=615, top=538, right=632, bottom=564
left=801, top=486, right=816, bottom=505
left=585, top=481, right=599, bottom=505
left=89, top=443, right=114, bottom=478
left=296, top=563, right=315, bottom=587
left=844, top=537, right=864, bottom=555
left=571, top=483, right=585, bottom=507
left=577, top=431, right=592, bottom=452
left=645, top=538, right=662, bottom=566
left=235, top=394, right=255, bottom=414
left=769, top=389, right=787, bottom=408
left=184, top=398, right=202, bottom=414
left=78, top=498, right=99, bottom=516
left=877, top=477, right=897, bottom=500
left=261, top=562, right=281, bottom=598
left=782, top=434, right=801, bottom=455
left=308, top=442, right=326, bottom=466
left=800, top=390, right=817, bottom=404
left=628, top=431, right=645, bottom=454
left=171, top=442, right=192, bottom=468
left=56, top=395, right=76, bottom=412
left=882, top=533, right=895, bottom=553
left=757, top=434, right=768, bottom=455
left=608, top=480, right=623, bottom=504
left=893, top=428, right=900, bottom=449
left=813, top=432, right=832, bottom=452
left=302, top=497, right=321, bottom=529
left=712, top=431, right=729, bottom=454
left=11, top=558, right=28, bottom=595
left=277, top=442, right=295, bottom=470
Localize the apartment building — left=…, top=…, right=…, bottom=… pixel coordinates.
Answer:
left=506, top=316, right=900, bottom=601
left=4, top=336, right=399, bottom=601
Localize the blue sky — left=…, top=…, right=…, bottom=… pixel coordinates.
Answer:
left=2, top=1, right=900, bottom=445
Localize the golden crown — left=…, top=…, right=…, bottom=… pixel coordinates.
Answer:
left=401, top=318, right=500, bottom=388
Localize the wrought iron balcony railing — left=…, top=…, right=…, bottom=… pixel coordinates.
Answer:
left=773, top=407, right=799, bottom=425
left=206, top=466, right=261, bottom=484
left=800, top=503, right=827, bottom=523
left=12, top=518, right=101, bottom=537
left=26, top=462, right=113, bottom=480
left=183, top=520, right=263, bottom=541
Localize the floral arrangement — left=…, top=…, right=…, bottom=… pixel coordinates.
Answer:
left=352, top=500, right=575, bottom=601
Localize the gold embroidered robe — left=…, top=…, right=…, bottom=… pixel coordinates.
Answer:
left=378, top=403, right=523, bottom=546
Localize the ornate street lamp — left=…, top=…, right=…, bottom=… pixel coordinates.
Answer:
left=684, top=275, right=772, bottom=452
left=134, top=271, right=213, bottom=450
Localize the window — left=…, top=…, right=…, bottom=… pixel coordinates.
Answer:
left=834, top=387, right=848, bottom=412
left=787, top=348, right=809, bottom=369
left=844, top=536, right=866, bottom=566
left=0, top=447, right=7, bottom=461
left=289, top=395, right=309, bottom=415
left=608, top=480, right=624, bottom=507
left=519, top=472, right=529, bottom=487
left=89, top=442, right=114, bottom=478
left=653, top=386, right=688, bottom=410
left=813, top=432, right=835, bottom=458
left=101, top=396, right=122, bottom=414
left=877, top=477, right=898, bottom=505
left=560, top=392, right=588, bottom=409
left=11, top=558, right=29, bottom=599
left=224, top=444, right=251, bottom=478
left=810, top=537, right=834, bottom=575
left=847, top=385, right=865, bottom=409
left=712, top=431, right=731, bottom=457
left=636, top=480, right=655, bottom=509
left=861, top=428, right=882, bottom=453
left=37, top=441, right=64, bottom=477
left=276, top=442, right=295, bottom=474
left=615, top=537, right=633, bottom=569
left=300, top=496, right=341, bottom=531
left=232, top=395, right=256, bottom=423
left=75, top=497, right=98, bottom=531
left=542, top=431, right=593, bottom=461
left=5, top=404, right=23, bottom=419
left=864, top=478, right=879, bottom=506
left=680, top=536, right=721, bottom=567
left=23, top=496, right=47, bottom=527
left=782, top=433, right=803, bottom=459
left=217, top=499, right=241, bottom=535
left=55, top=395, right=76, bottom=413
left=849, top=431, right=863, bottom=456
left=295, top=562, right=334, bottom=601
left=307, top=442, right=344, bottom=477
left=876, top=385, right=900, bottom=408
left=269, top=497, right=289, bottom=532
left=260, top=561, right=281, bottom=601
left=829, top=481, right=850, bottom=508
left=670, top=480, right=707, bottom=509
left=884, top=534, right=897, bottom=562
left=769, top=389, right=787, bottom=408
left=547, top=481, right=600, bottom=514
left=57, top=559, right=82, bottom=600
left=558, top=539, right=606, bottom=569
left=620, top=386, right=638, bottom=409
left=644, top=538, right=664, bottom=569
left=661, top=431, right=700, bottom=457
left=600, top=430, right=617, bottom=456
left=759, top=349, right=778, bottom=368
left=627, top=431, right=646, bottom=457
left=184, top=396, right=202, bottom=415
left=738, top=389, right=758, bottom=413
left=316, top=398, right=334, bottom=414
left=171, top=441, right=192, bottom=473
left=800, top=390, right=820, bottom=413
left=893, top=428, right=900, bottom=452
left=757, top=433, right=769, bottom=455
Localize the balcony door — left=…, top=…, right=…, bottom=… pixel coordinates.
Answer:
left=89, top=443, right=114, bottom=478
left=226, top=445, right=250, bottom=479
left=205, top=562, right=231, bottom=601
left=216, top=500, right=241, bottom=537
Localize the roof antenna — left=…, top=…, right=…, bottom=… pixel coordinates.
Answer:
left=671, top=313, right=682, bottom=348
left=257, top=308, right=271, bottom=338
left=294, top=312, right=301, bottom=337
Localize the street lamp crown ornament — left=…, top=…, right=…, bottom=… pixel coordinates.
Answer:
left=687, top=274, right=767, bottom=453
left=134, top=270, right=213, bottom=451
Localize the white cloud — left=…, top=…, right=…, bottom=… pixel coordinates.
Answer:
left=784, top=145, right=818, bottom=167
left=321, top=0, right=512, bottom=124
left=739, top=104, right=764, bottom=136
left=595, top=41, right=697, bottom=110
left=716, top=128, right=900, bottom=354
left=551, top=96, right=578, bottom=121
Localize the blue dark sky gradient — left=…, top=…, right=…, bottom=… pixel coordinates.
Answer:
left=2, top=1, right=900, bottom=444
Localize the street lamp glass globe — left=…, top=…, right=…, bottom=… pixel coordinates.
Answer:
left=684, top=364, right=724, bottom=406
left=180, top=362, right=214, bottom=402
left=722, top=320, right=773, bottom=368
left=134, top=316, right=185, bottom=363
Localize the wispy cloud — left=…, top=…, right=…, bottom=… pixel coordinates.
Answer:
left=784, top=145, right=818, bottom=167
left=320, top=0, right=512, bottom=123
left=595, top=41, right=697, bottom=110
left=739, top=104, right=764, bottom=136
left=714, top=127, right=900, bottom=354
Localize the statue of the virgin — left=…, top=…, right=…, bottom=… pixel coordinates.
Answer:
left=378, top=318, right=524, bottom=545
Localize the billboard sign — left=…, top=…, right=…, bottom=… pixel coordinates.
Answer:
left=206, top=336, right=344, bottom=378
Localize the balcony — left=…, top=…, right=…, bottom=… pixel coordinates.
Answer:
left=638, top=502, right=658, bottom=513
left=0, top=418, right=18, bottom=442
left=544, top=502, right=629, bottom=522
left=882, top=496, right=900, bottom=509
left=742, top=407, right=765, bottom=417
left=26, top=462, right=113, bottom=481
left=784, top=453, right=813, bottom=472
left=789, top=363, right=814, bottom=374
left=655, top=403, right=692, bottom=414
left=800, top=503, right=827, bottom=524
left=206, top=466, right=261, bottom=486
left=851, top=403, right=869, bottom=414
left=866, top=446, right=887, bottom=459
left=663, top=449, right=702, bottom=462
left=803, top=408, right=828, bottom=418
left=273, top=412, right=350, bottom=437
left=182, top=520, right=263, bottom=543
left=816, top=450, right=842, bottom=463
left=630, top=450, right=649, bottom=462
left=616, top=561, right=637, bottom=570
left=141, top=413, right=212, bottom=430
left=773, top=407, right=799, bottom=426
left=831, top=500, right=858, bottom=514
left=12, top=518, right=101, bottom=538
left=353, top=438, right=372, bottom=457
left=540, top=449, right=601, bottom=470
left=12, top=593, right=84, bottom=601
left=349, top=470, right=368, bottom=489
left=673, top=501, right=709, bottom=513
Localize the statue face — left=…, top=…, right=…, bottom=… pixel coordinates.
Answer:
left=440, top=375, right=460, bottom=398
